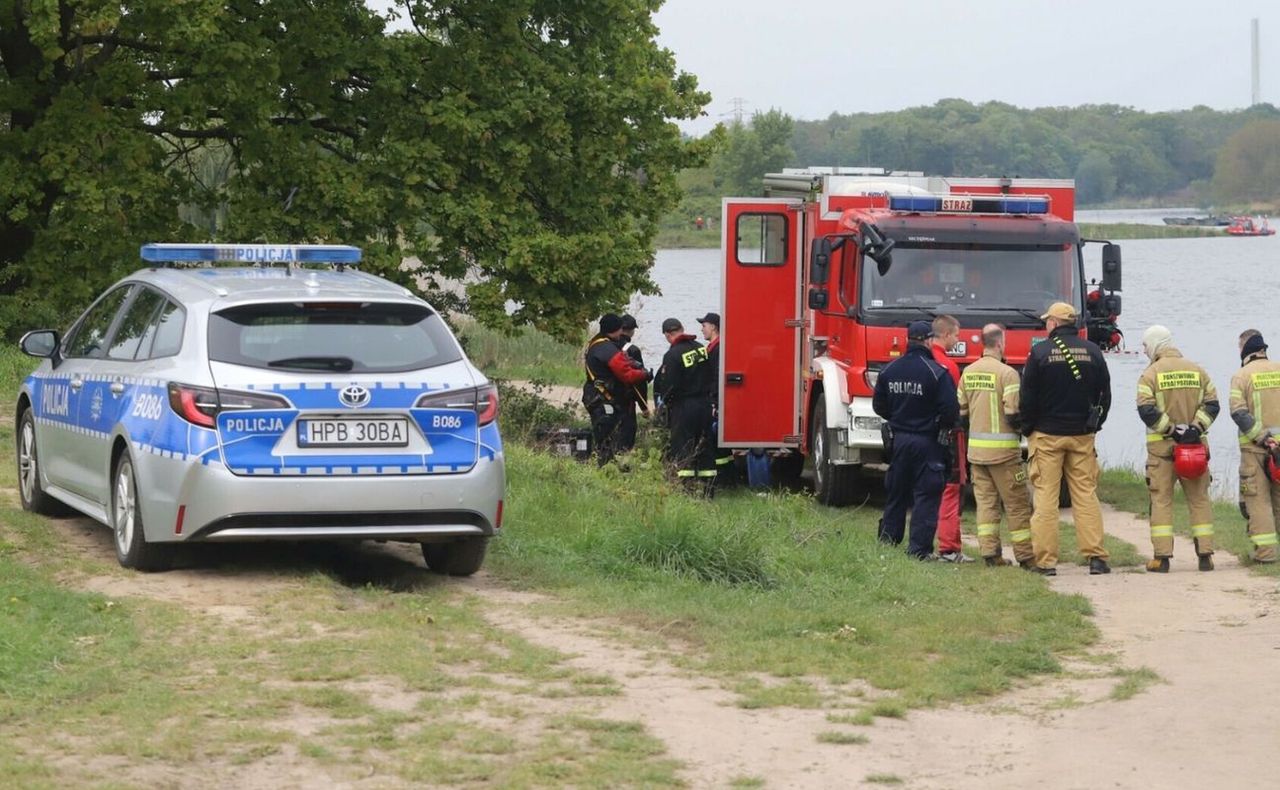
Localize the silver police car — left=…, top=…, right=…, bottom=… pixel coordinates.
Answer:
left=15, top=244, right=504, bottom=574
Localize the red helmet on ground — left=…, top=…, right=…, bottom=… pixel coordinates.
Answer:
left=1268, top=452, right=1280, bottom=485
left=1173, top=443, right=1209, bottom=480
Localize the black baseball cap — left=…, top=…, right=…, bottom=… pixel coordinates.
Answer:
left=696, top=312, right=720, bottom=328
left=661, top=318, right=683, bottom=333
left=620, top=314, right=638, bottom=330
left=907, top=320, right=933, bottom=340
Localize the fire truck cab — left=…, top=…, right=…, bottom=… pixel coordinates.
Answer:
left=718, top=168, right=1122, bottom=505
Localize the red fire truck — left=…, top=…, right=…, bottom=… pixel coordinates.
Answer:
left=718, top=168, right=1122, bottom=504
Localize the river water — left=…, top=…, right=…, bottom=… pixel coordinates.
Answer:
left=630, top=223, right=1280, bottom=497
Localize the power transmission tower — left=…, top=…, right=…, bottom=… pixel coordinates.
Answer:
left=721, top=97, right=749, bottom=125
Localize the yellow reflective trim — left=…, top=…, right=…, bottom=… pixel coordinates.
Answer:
left=1191, top=524, right=1214, bottom=537
left=969, top=438, right=1021, bottom=448
left=1150, top=525, right=1175, bottom=538
left=1010, top=529, right=1032, bottom=542
left=1157, top=370, right=1201, bottom=389
left=1152, top=414, right=1171, bottom=434
left=1251, top=532, right=1279, bottom=546
left=1146, top=433, right=1168, bottom=443
left=695, top=470, right=717, bottom=477
left=1136, top=383, right=1154, bottom=396
left=1230, top=388, right=1244, bottom=397
left=714, top=456, right=734, bottom=466
left=976, top=524, right=999, bottom=536
left=1003, top=384, right=1020, bottom=395
left=676, top=470, right=696, bottom=477
left=1194, top=409, right=1212, bottom=428
left=1245, top=422, right=1264, bottom=440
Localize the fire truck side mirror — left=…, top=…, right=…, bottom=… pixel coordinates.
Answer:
left=808, top=289, right=829, bottom=310
left=1103, top=293, right=1122, bottom=316
left=1102, top=243, right=1122, bottom=291
left=810, top=238, right=832, bottom=285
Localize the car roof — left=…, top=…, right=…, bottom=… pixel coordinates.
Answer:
left=122, top=267, right=423, bottom=310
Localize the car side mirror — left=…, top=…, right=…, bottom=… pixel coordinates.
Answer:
left=1102, top=243, right=1122, bottom=291
left=20, top=329, right=59, bottom=359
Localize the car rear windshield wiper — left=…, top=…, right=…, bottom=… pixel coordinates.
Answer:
left=267, top=355, right=355, bottom=372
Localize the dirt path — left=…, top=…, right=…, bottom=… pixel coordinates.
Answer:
left=35, top=505, right=1280, bottom=789
left=472, top=505, right=1280, bottom=789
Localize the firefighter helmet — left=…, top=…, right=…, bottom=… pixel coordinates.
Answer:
left=1173, top=443, right=1209, bottom=480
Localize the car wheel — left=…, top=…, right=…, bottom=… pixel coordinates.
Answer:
left=16, top=409, right=71, bottom=516
left=811, top=398, right=859, bottom=506
left=112, top=452, right=172, bottom=572
left=422, top=536, right=489, bottom=576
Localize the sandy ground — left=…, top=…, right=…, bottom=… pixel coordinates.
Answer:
left=32, top=503, right=1280, bottom=790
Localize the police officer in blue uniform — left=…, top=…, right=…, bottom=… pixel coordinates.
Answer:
left=873, top=320, right=961, bottom=559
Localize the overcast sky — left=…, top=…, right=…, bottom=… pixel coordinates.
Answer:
left=653, top=0, right=1278, bottom=135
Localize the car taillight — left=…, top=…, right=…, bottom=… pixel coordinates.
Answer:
left=167, top=383, right=289, bottom=428
left=415, top=385, right=499, bottom=426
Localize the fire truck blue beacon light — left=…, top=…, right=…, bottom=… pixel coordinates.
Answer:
left=888, top=195, right=1050, bottom=215
left=140, top=243, right=363, bottom=264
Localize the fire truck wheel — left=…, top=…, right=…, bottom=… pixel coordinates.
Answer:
left=811, top=398, right=860, bottom=507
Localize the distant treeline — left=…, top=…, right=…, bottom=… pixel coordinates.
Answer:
left=666, top=100, right=1280, bottom=233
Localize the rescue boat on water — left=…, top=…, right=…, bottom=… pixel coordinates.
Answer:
left=1225, top=216, right=1276, bottom=236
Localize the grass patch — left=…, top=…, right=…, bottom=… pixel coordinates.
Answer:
left=1098, top=466, right=1280, bottom=577
left=494, top=442, right=1101, bottom=709
left=1055, top=521, right=1143, bottom=568
left=729, top=777, right=766, bottom=789
left=816, top=730, right=869, bottom=745
left=826, top=710, right=875, bottom=726
left=865, top=773, right=905, bottom=785
left=1109, top=666, right=1163, bottom=701
left=454, top=319, right=584, bottom=386
left=867, top=698, right=907, bottom=719
left=1076, top=222, right=1224, bottom=240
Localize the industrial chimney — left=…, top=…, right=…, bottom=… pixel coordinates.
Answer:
left=1252, top=18, right=1261, bottom=106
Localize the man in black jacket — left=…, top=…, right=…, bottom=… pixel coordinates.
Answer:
left=616, top=314, right=649, bottom=452
left=655, top=317, right=716, bottom=494
left=1020, top=302, right=1112, bottom=576
left=583, top=313, right=649, bottom=466
left=872, top=320, right=961, bottom=559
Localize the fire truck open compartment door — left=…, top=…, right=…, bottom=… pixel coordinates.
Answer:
left=720, top=198, right=802, bottom=447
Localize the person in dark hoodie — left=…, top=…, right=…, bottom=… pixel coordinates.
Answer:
left=616, top=314, right=650, bottom=452
left=655, top=318, right=716, bottom=494
left=583, top=313, right=649, bottom=466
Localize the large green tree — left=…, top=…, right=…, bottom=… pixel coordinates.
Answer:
left=1212, top=119, right=1280, bottom=204
left=0, top=0, right=709, bottom=338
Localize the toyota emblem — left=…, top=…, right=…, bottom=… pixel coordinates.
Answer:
left=339, top=384, right=371, bottom=409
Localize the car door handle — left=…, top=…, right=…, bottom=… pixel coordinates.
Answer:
left=70, top=378, right=83, bottom=391
left=110, top=382, right=125, bottom=396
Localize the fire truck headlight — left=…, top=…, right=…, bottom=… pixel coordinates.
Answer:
left=854, top=416, right=883, bottom=432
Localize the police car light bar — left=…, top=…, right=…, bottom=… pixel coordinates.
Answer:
left=888, top=194, right=1050, bottom=215
left=140, top=243, right=363, bottom=266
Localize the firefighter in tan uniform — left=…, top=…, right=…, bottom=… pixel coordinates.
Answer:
left=1230, top=329, right=1280, bottom=563
left=1135, top=326, right=1219, bottom=573
left=958, top=324, right=1034, bottom=567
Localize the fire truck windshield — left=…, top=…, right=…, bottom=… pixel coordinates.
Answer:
left=859, top=243, right=1080, bottom=326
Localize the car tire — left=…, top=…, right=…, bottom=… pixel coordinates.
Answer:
left=16, top=409, right=72, bottom=516
left=422, top=536, right=489, bottom=576
left=112, top=451, right=172, bottom=572
left=811, top=398, right=859, bottom=506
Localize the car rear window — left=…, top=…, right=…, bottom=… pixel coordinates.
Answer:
left=209, top=302, right=464, bottom=373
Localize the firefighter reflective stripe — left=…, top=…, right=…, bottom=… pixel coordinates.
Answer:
left=1151, top=412, right=1172, bottom=435
left=1003, top=384, right=1020, bottom=397
left=1137, top=384, right=1154, bottom=397
left=1147, top=433, right=1168, bottom=443
left=676, top=470, right=696, bottom=478
left=695, top=470, right=716, bottom=477
left=1251, top=532, right=1279, bottom=546
left=1195, top=408, right=1213, bottom=428
left=1010, top=528, right=1032, bottom=543
left=1150, top=524, right=1175, bottom=538
left=976, top=523, right=999, bottom=536
left=969, top=432, right=1020, bottom=448
left=1191, top=523, right=1214, bottom=537
left=715, top=455, right=734, bottom=466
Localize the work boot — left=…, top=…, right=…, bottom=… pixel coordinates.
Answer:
left=1089, top=557, right=1112, bottom=575
left=1018, top=559, right=1036, bottom=571
left=1198, top=554, right=1215, bottom=572
left=1145, top=557, right=1170, bottom=573
left=1030, top=565, right=1057, bottom=577
left=984, top=556, right=1012, bottom=567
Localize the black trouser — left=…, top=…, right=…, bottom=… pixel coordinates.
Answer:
left=668, top=397, right=716, bottom=488
left=617, top=402, right=638, bottom=452
left=590, top=403, right=622, bottom=466
left=880, top=431, right=947, bottom=558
